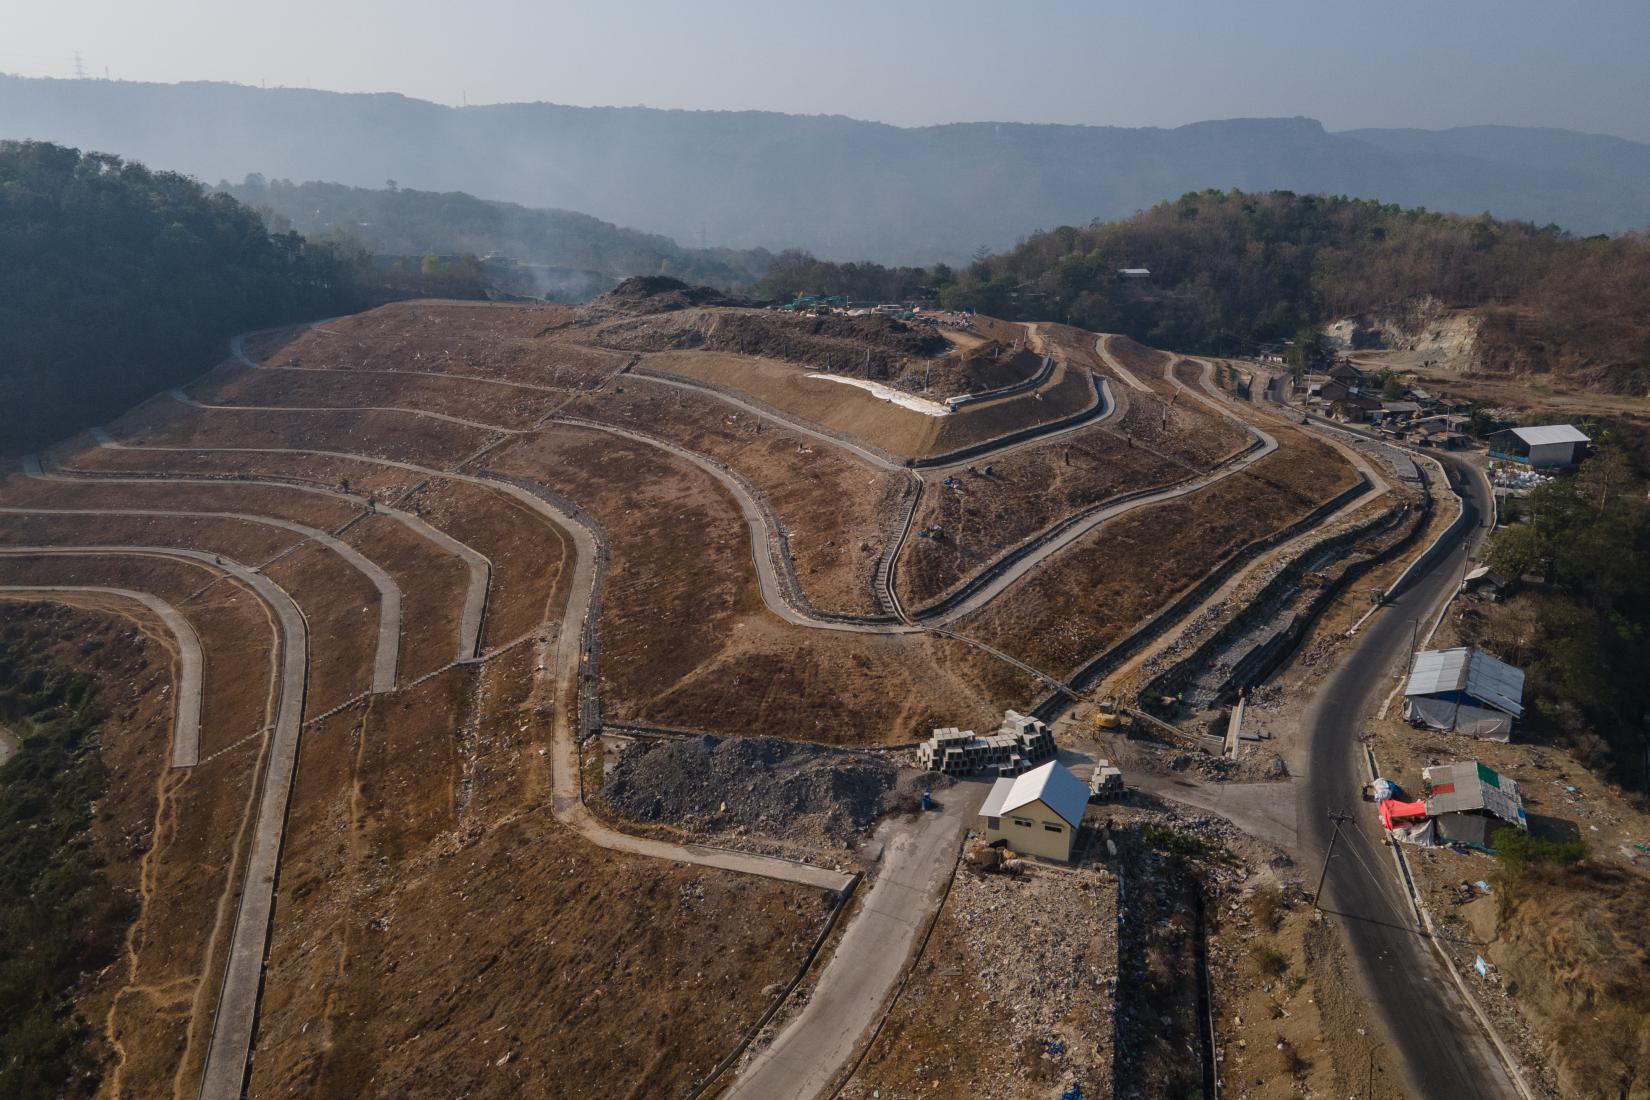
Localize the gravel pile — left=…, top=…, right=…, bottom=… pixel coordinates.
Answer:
left=603, top=735, right=946, bottom=845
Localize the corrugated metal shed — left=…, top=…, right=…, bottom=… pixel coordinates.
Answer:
left=1423, top=761, right=1526, bottom=828
left=1404, top=647, right=1525, bottom=718
left=979, top=760, right=1090, bottom=828
left=1508, top=424, right=1590, bottom=446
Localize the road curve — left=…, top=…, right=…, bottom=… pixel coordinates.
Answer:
left=72, top=434, right=857, bottom=892
left=629, top=366, right=1118, bottom=474
left=1300, top=453, right=1516, bottom=1099
left=722, top=788, right=979, bottom=1100
left=0, top=506, right=400, bottom=692
left=552, top=415, right=920, bottom=635
left=0, top=584, right=204, bottom=766
left=24, top=455, right=490, bottom=662
left=1095, top=333, right=1156, bottom=393
left=0, top=546, right=308, bottom=1100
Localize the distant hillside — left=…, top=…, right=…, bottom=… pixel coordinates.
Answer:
left=220, top=177, right=772, bottom=295
left=5, top=75, right=1650, bottom=263
left=934, top=190, right=1650, bottom=393
left=0, top=141, right=362, bottom=453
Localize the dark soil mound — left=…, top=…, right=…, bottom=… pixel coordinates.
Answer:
left=576, top=276, right=747, bottom=323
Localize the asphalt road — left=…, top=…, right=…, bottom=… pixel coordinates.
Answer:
left=721, top=786, right=980, bottom=1100
left=1298, top=451, right=1515, bottom=1099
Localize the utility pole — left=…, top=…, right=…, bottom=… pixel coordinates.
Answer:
left=73, top=51, right=86, bottom=79
left=1313, top=810, right=1353, bottom=910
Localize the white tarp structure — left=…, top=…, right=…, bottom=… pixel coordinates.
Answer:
left=1403, top=647, right=1525, bottom=741
left=804, top=373, right=952, bottom=416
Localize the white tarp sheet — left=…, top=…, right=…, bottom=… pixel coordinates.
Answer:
left=805, top=374, right=952, bottom=416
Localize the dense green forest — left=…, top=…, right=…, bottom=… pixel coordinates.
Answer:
left=0, top=619, right=128, bottom=1097
left=1481, top=450, right=1650, bottom=791
left=221, top=177, right=772, bottom=293
left=767, top=190, right=1650, bottom=392
left=0, top=141, right=368, bottom=454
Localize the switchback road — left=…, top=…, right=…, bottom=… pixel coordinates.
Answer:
left=0, top=546, right=309, bottom=1100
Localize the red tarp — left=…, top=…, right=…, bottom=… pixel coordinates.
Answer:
left=1380, top=799, right=1430, bottom=829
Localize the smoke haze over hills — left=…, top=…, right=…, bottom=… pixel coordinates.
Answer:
left=4, top=74, right=1650, bottom=264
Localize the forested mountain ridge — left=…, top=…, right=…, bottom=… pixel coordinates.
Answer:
left=769, top=191, right=1650, bottom=393
left=220, top=177, right=772, bottom=293
left=0, top=141, right=364, bottom=454
left=4, top=74, right=1649, bottom=263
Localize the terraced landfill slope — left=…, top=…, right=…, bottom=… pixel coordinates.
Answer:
left=0, top=280, right=1373, bottom=1098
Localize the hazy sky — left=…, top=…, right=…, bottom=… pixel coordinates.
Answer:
left=5, top=0, right=1649, bottom=141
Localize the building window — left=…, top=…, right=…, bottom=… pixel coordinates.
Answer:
left=1044, top=823, right=1063, bottom=833
left=1013, top=818, right=1032, bottom=828
left=986, top=817, right=1000, bottom=830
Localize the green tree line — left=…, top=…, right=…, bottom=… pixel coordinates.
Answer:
left=0, top=618, right=128, bottom=1097
left=766, top=190, right=1650, bottom=392
left=1484, top=450, right=1650, bottom=790
left=0, top=141, right=370, bottom=455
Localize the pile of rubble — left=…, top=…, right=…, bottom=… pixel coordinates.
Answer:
left=586, top=302, right=947, bottom=373
left=946, top=866, right=1118, bottom=1094
left=602, top=735, right=946, bottom=846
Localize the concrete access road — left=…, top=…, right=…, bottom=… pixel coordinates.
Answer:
left=74, top=433, right=858, bottom=893
left=0, top=505, right=401, bottom=692
left=721, top=785, right=980, bottom=1100
left=1299, top=452, right=1517, bottom=1100
left=0, top=546, right=308, bottom=1100
left=0, top=583, right=204, bottom=766
left=25, top=455, right=490, bottom=662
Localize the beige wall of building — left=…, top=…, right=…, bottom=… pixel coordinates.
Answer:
left=981, top=798, right=1076, bottom=861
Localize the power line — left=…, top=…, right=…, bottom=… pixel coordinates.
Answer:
left=1313, top=809, right=1354, bottom=909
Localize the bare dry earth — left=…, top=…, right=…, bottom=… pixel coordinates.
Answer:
left=0, top=294, right=1374, bottom=1097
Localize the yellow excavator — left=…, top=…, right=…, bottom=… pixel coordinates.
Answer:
left=1091, top=697, right=1134, bottom=731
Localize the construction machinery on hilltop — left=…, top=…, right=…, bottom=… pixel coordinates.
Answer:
left=1090, top=696, right=1134, bottom=731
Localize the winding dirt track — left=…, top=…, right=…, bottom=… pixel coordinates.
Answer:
left=0, top=584, right=203, bottom=766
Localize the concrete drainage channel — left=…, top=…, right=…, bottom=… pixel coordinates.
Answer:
left=1029, top=476, right=1375, bottom=720
left=1142, top=498, right=1418, bottom=713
